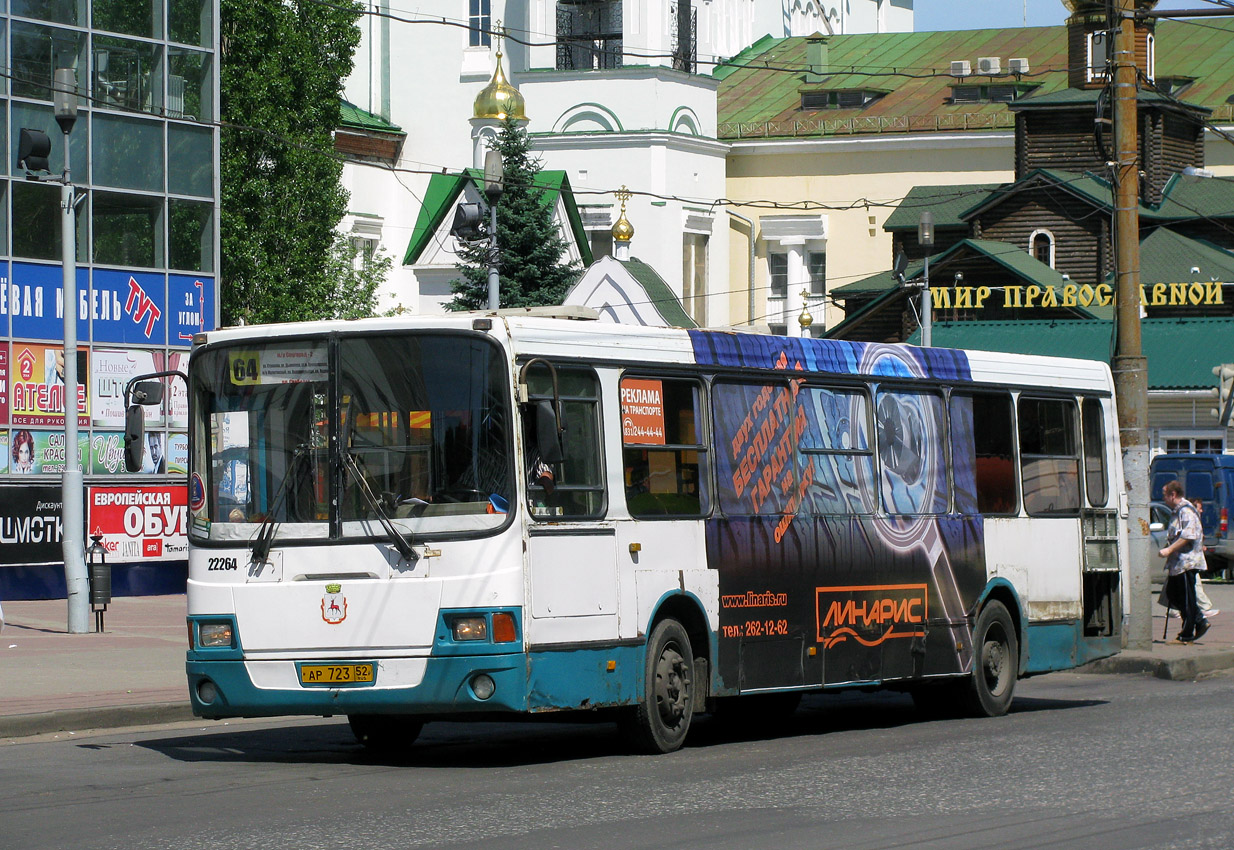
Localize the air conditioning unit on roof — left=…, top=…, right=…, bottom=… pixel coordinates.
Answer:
left=977, top=56, right=1001, bottom=75
left=1008, top=57, right=1030, bottom=75
left=950, top=60, right=971, bottom=77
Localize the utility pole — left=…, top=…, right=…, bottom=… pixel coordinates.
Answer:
left=1110, top=0, right=1150, bottom=650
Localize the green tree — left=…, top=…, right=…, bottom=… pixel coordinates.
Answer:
left=321, top=233, right=390, bottom=319
left=450, top=118, right=581, bottom=310
left=220, top=0, right=365, bottom=325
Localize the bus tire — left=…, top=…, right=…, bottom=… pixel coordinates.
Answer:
left=965, top=600, right=1018, bottom=717
left=621, top=618, right=694, bottom=754
left=348, top=714, right=423, bottom=752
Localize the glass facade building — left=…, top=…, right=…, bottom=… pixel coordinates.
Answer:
left=1, top=0, right=219, bottom=598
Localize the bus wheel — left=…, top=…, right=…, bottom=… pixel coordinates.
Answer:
left=621, top=619, right=694, bottom=754
left=348, top=714, right=423, bottom=752
left=965, top=600, right=1018, bottom=717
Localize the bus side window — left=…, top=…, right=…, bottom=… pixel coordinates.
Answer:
left=620, top=377, right=708, bottom=517
left=524, top=367, right=605, bottom=519
left=1081, top=398, right=1108, bottom=507
left=950, top=392, right=1017, bottom=515
left=796, top=384, right=876, bottom=515
left=711, top=381, right=796, bottom=517
left=874, top=389, right=948, bottom=515
left=1018, top=397, right=1080, bottom=516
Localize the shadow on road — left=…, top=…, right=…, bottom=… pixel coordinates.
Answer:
left=132, top=688, right=1107, bottom=769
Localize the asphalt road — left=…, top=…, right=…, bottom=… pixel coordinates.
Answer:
left=5, top=670, right=1233, bottom=850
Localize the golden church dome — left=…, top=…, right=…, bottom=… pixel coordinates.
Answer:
left=473, top=51, right=526, bottom=121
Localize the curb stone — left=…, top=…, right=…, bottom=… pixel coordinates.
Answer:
left=0, top=703, right=195, bottom=741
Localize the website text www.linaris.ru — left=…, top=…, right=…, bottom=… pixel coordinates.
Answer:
left=720, top=591, right=788, bottom=609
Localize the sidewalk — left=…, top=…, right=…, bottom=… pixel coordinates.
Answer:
left=0, top=595, right=194, bottom=740
left=2, top=584, right=1233, bottom=741
left=1081, top=580, right=1234, bottom=679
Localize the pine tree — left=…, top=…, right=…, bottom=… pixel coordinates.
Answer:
left=450, top=118, right=581, bottom=310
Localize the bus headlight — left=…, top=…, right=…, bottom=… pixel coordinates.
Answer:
left=198, top=622, right=234, bottom=648
left=451, top=617, right=488, bottom=641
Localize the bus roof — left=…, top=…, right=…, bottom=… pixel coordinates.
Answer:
left=198, top=315, right=1114, bottom=394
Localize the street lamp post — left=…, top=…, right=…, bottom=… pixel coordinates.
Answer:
left=17, top=71, right=88, bottom=631
left=54, top=68, right=89, bottom=634
left=918, top=211, right=934, bottom=347
left=483, top=149, right=504, bottom=310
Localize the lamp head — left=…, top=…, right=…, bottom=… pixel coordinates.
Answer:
left=53, top=68, right=78, bottom=134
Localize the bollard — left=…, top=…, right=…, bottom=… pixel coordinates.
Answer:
left=87, top=534, right=111, bottom=633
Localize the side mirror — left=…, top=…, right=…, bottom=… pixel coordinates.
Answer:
left=535, top=400, right=564, bottom=464
left=124, top=405, right=146, bottom=472
left=1149, top=522, right=1165, bottom=533
left=130, top=380, right=165, bottom=406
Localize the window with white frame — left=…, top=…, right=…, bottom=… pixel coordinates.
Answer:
left=769, top=251, right=825, bottom=298
left=1087, top=30, right=1110, bottom=82
left=350, top=235, right=378, bottom=270
left=469, top=0, right=491, bottom=47
left=1029, top=229, right=1055, bottom=268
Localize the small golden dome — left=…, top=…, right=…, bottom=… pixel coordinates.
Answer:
left=798, top=290, right=814, bottom=329
left=473, top=51, right=526, bottom=121
left=612, top=185, right=634, bottom=242
left=612, top=213, right=634, bottom=242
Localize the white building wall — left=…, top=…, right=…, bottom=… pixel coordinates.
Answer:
left=342, top=0, right=912, bottom=319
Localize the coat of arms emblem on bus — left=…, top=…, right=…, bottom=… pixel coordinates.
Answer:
left=321, top=583, right=347, bottom=625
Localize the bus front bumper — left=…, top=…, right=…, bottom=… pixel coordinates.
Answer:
left=186, top=654, right=529, bottom=719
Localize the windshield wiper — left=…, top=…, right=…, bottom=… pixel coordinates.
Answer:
left=249, top=444, right=310, bottom=566
left=342, top=451, right=419, bottom=563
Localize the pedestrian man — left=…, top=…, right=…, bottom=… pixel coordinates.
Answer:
left=1159, top=479, right=1210, bottom=643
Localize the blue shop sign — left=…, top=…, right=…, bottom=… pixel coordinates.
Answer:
left=169, top=274, right=216, bottom=346
left=91, top=269, right=167, bottom=346
left=10, top=262, right=90, bottom=342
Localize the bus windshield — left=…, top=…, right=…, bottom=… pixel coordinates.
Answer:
left=190, top=333, right=513, bottom=543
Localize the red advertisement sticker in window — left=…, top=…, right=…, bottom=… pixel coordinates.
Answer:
left=621, top=379, right=665, bottom=445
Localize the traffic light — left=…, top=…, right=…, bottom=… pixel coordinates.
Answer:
left=17, top=128, right=51, bottom=173
left=1212, top=364, right=1234, bottom=427
left=450, top=203, right=485, bottom=242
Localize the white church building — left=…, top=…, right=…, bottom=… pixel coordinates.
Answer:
left=339, top=0, right=914, bottom=321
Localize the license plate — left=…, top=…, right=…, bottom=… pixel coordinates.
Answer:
left=299, top=663, right=375, bottom=685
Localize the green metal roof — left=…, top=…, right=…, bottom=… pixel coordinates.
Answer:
left=889, top=169, right=1234, bottom=235
left=833, top=238, right=1074, bottom=295
left=884, top=183, right=1001, bottom=231
left=718, top=19, right=1234, bottom=140
left=1135, top=228, right=1234, bottom=285
left=403, top=169, right=593, bottom=267
left=404, top=172, right=469, bottom=266
left=1151, top=173, right=1234, bottom=221
left=917, top=318, right=1234, bottom=390
left=339, top=100, right=403, bottom=134
left=828, top=238, right=1108, bottom=338
left=621, top=258, right=697, bottom=328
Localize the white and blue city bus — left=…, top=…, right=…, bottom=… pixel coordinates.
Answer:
left=125, top=311, right=1128, bottom=753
